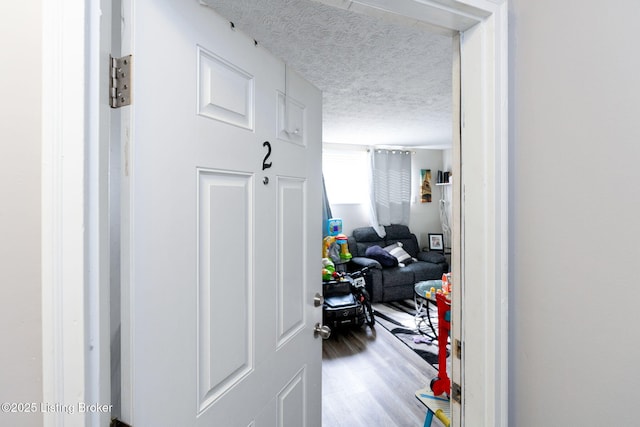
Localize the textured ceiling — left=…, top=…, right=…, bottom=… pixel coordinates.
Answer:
left=202, top=0, right=453, bottom=148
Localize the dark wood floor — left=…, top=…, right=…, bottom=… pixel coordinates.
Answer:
left=322, top=323, right=444, bottom=427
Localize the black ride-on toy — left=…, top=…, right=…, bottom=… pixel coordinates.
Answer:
left=322, top=267, right=374, bottom=330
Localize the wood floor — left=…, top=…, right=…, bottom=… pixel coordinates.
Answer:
left=322, top=323, right=445, bottom=427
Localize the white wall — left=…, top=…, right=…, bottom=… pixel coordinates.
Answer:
left=442, top=148, right=452, bottom=173
left=409, top=149, right=445, bottom=249
left=330, top=203, right=370, bottom=236
left=509, top=1, right=640, bottom=425
left=0, top=2, right=43, bottom=426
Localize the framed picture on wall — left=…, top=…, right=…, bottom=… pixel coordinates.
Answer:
left=420, top=169, right=432, bottom=203
left=428, top=233, right=444, bottom=251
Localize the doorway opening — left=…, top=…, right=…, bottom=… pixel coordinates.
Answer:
left=318, top=26, right=458, bottom=427
left=41, top=0, right=507, bottom=426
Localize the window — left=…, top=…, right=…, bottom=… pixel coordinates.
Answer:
left=322, top=147, right=370, bottom=205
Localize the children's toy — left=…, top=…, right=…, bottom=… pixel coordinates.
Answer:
left=335, top=234, right=352, bottom=261
left=323, top=236, right=342, bottom=263
left=322, top=258, right=336, bottom=281
left=441, top=273, right=451, bottom=294
left=322, top=236, right=334, bottom=259
left=430, top=292, right=451, bottom=397
left=322, top=267, right=374, bottom=329
left=413, top=335, right=432, bottom=345
left=415, top=387, right=451, bottom=427
left=327, top=218, right=343, bottom=236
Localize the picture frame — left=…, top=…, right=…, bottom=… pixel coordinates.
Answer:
left=420, top=169, right=432, bottom=203
left=428, top=233, right=444, bottom=251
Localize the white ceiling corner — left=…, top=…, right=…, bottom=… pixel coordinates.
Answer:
left=201, top=0, right=453, bottom=148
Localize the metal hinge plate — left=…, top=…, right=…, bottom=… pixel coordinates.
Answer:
left=110, top=418, right=133, bottom=427
left=452, top=382, right=462, bottom=404
left=110, top=55, right=132, bottom=108
left=455, top=339, right=462, bottom=360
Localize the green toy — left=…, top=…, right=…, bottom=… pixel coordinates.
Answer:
left=322, top=258, right=336, bottom=281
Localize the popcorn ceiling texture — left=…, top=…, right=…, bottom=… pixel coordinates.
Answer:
left=203, top=0, right=453, bottom=147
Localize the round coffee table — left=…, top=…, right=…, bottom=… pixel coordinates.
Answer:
left=414, top=280, right=443, bottom=339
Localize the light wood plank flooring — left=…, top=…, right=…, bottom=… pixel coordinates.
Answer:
left=322, top=324, right=445, bottom=427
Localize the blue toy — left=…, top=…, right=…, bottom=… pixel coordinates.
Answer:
left=327, top=218, right=342, bottom=236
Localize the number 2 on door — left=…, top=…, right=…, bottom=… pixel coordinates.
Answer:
left=262, top=141, right=273, bottom=170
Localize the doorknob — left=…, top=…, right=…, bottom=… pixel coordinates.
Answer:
left=314, top=293, right=324, bottom=307
left=314, top=323, right=331, bottom=340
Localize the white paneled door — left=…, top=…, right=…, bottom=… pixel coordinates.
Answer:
left=120, top=1, right=323, bottom=425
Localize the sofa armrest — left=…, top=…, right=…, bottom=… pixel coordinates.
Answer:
left=416, top=251, right=446, bottom=264
left=350, top=256, right=382, bottom=270
left=368, top=268, right=383, bottom=303
left=348, top=257, right=384, bottom=302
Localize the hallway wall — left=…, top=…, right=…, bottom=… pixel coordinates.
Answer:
left=509, top=1, right=640, bottom=425
left=0, top=2, right=44, bottom=426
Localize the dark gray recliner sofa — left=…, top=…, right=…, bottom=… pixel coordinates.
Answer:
left=347, top=224, right=448, bottom=303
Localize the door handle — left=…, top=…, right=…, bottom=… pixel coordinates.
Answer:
left=314, top=293, right=324, bottom=307
left=314, top=323, right=331, bottom=340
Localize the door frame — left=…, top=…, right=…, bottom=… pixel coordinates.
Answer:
left=41, top=0, right=508, bottom=426
left=42, top=0, right=112, bottom=426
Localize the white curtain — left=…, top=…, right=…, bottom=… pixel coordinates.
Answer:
left=368, top=149, right=412, bottom=237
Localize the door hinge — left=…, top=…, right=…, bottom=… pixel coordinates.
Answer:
left=455, top=339, right=462, bottom=360
left=452, top=382, right=462, bottom=404
left=110, top=418, right=133, bottom=427
left=110, top=54, right=132, bottom=108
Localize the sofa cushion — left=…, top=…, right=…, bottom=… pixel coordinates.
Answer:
left=384, top=224, right=413, bottom=239
left=404, top=261, right=445, bottom=283
left=364, top=245, right=398, bottom=268
left=384, top=242, right=416, bottom=266
left=349, top=227, right=385, bottom=257
left=381, top=266, right=415, bottom=288
left=353, top=226, right=384, bottom=243
left=383, top=225, right=420, bottom=257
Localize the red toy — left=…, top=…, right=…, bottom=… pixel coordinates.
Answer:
left=430, top=292, right=451, bottom=397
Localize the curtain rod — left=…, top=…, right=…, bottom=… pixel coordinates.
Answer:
left=366, top=148, right=415, bottom=155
